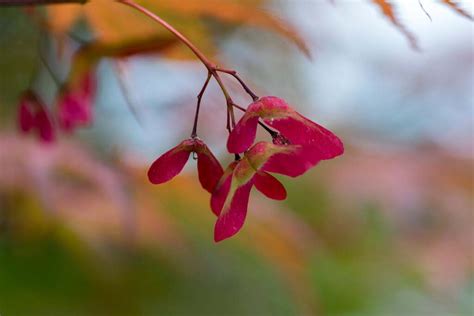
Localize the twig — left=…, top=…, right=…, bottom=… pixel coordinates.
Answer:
left=216, top=68, right=259, bottom=101
left=191, top=71, right=212, bottom=137
left=418, top=0, right=432, bottom=21
left=38, top=33, right=63, bottom=87
left=113, top=60, right=145, bottom=128
left=116, top=0, right=242, bottom=132
left=0, top=0, right=86, bottom=5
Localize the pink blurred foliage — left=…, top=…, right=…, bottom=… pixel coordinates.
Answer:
left=57, top=70, right=97, bottom=132
left=0, top=131, right=472, bottom=298
left=0, top=133, right=186, bottom=254
left=322, top=144, right=473, bottom=292
left=17, top=91, right=55, bottom=143
left=0, top=131, right=322, bottom=314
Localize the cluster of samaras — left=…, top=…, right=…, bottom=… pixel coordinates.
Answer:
left=148, top=96, right=344, bottom=242
left=17, top=0, right=344, bottom=243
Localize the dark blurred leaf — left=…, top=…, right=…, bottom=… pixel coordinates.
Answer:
left=0, top=9, right=39, bottom=119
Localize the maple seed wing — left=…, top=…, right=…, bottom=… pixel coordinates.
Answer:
left=254, top=171, right=287, bottom=200
left=196, top=145, right=224, bottom=193
left=227, top=114, right=259, bottom=154
left=213, top=142, right=292, bottom=241
left=214, top=181, right=253, bottom=242
left=262, top=146, right=318, bottom=177
left=147, top=144, right=191, bottom=185
left=210, top=162, right=237, bottom=216
left=266, top=114, right=344, bottom=160
left=259, top=96, right=344, bottom=160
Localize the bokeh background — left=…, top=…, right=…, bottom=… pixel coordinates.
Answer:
left=0, top=0, right=472, bottom=315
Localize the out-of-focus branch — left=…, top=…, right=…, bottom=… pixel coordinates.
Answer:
left=0, top=0, right=86, bottom=6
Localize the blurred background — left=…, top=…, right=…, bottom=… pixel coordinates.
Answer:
left=0, top=0, right=472, bottom=315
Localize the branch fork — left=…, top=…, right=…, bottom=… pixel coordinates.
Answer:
left=116, top=0, right=269, bottom=139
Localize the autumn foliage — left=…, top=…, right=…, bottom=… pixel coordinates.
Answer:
left=11, top=0, right=472, bottom=243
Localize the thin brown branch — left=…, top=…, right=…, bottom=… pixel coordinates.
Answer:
left=116, top=0, right=214, bottom=70
left=0, top=0, right=86, bottom=5
left=113, top=60, right=145, bottom=128
left=191, top=71, right=212, bottom=137
left=116, top=0, right=238, bottom=131
left=216, top=68, right=259, bottom=101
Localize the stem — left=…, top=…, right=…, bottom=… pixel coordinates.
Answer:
left=211, top=70, right=231, bottom=101
left=226, top=107, right=231, bottom=134
left=216, top=68, right=259, bottom=101
left=191, top=71, right=212, bottom=137
left=39, top=52, right=62, bottom=86
left=116, top=0, right=247, bottom=133
left=258, top=120, right=277, bottom=136
left=211, top=70, right=236, bottom=127
left=39, top=35, right=63, bottom=87
left=114, top=60, right=144, bottom=127
left=232, top=103, right=246, bottom=112
left=229, top=104, right=236, bottom=128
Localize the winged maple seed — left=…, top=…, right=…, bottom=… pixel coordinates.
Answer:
left=228, top=96, right=344, bottom=176
left=18, top=90, right=55, bottom=143
left=147, top=138, right=224, bottom=194
left=212, top=100, right=344, bottom=241
left=57, top=70, right=97, bottom=132
left=211, top=142, right=295, bottom=241
left=14, top=0, right=345, bottom=242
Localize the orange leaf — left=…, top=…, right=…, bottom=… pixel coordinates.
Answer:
left=84, top=0, right=168, bottom=45
left=145, top=0, right=311, bottom=58
left=46, top=0, right=309, bottom=59
left=372, top=0, right=419, bottom=50
left=46, top=3, right=83, bottom=37
left=441, top=0, right=473, bottom=20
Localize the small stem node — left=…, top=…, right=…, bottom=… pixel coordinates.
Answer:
left=117, top=0, right=257, bottom=135
left=216, top=68, right=259, bottom=101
